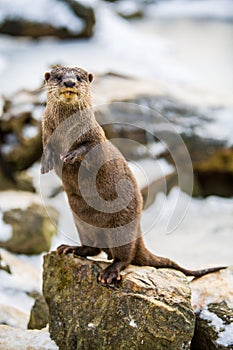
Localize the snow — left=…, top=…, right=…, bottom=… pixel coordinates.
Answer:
left=147, top=0, right=233, bottom=21
left=217, top=323, right=233, bottom=347
left=0, top=191, right=42, bottom=211
left=142, top=189, right=233, bottom=269
left=0, top=211, right=12, bottom=242
left=195, top=108, right=233, bottom=145
left=200, top=309, right=223, bottom=331
left=0, top=249, right=42, bottom=315
left=200, top=308, right=233, bottom=347
left=129, top=319, right=137, bottom=328
left=0, top=325, right=58, bottom=350
left=0, top=0, right=84, bottom=33
left=0, top=1, right=232, bottom=106
left=128, top=158, right=174, bottom=190
left=22, top=125, right=39, bottom=139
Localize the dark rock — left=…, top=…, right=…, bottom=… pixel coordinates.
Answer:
left=190, top=267, right=233, bottom=349
left=28, top=291, right=49, bottom=330
left=43, top=252, right=195, bottom=350
left=0, top=204, right=59, bottom=255
left=0, top=0, right=95, bottom=39
left=0, top=89, right=43, bottom=191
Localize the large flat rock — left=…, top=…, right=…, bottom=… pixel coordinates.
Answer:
left=43, top=252, right=195, bottom=350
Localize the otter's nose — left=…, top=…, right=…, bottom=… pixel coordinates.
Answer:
left=64, top=81, right=76, bottom=88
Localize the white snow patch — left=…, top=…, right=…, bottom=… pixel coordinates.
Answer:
left=195, top=108, right=233, bottom=145
left=0, top=249, right=42, bottom=315
left=0, top=212, right=12, bottom=242
left=87, top=322, right=95, bottom=329
left=0, top=191, right=42, bottom=211
left=142, top=189, right=233, bottom=268
left=0, top=325, right=58, bottom=350
left=0, top=0, right=84, bottom=33
left=128, top=158, right=174, bottom=190
left=129, top=319, right=137, bottom=328
left=22, top=125, right=39, bottom=139
left=147, top=0, right=233, bottom=21
left=217, top=323, right=233, bottom=347
left=200, top=309, right=223, bottom=332
left=200, top=309, right=233, bottom=347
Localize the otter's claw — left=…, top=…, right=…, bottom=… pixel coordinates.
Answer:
left=60, top=150, right=83, bottom=164
left=98, top=268, right=122, bottom=284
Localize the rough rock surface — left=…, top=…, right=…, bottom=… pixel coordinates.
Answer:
left=0, top=325, right=58, bottom=350
left=190, top=267, right=233, bottom=349
left=43, top=252, right=195, bottom=350
left=0, top=204, right=59, bottom=254
left=28, top=292, right=49, bottom=330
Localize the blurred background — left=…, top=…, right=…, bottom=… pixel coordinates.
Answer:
left=0, top=0, right=232, bottom=333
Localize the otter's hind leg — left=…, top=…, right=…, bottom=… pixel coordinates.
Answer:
left=98, top=244, right=134, bottom=284
left=57, top=244, right=100, bottom=257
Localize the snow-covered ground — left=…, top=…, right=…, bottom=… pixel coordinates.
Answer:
left=0, top=0, right=232, bottom=104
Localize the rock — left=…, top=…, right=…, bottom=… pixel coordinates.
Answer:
left=43, top=252, right=195, bottom=350
left=0, top=325, right=58, bottom=350
left=0, top=168, right=35, bottom=192
left=93, top=80, right=233, bottom=198
left=0, top=204, right=59, bottom=255
left=0, top=89, right=43, bottom=191
left=28, top=292, right=49, bottom=330
left=0, top=0, right=95, bottom=39
left=190, top=267, right=233, bottom=349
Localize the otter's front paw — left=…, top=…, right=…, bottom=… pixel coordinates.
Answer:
left=60, top=150, right=84, bottom=164
left=57, top=244, right=77, bottom=255
left=41, top=151, right=55, bottom=174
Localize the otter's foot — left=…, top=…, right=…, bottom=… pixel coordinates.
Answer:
left=98, top=261, right=125, bottom=284
left=57, top=244, right=100, bottom=257
left=60, top=146, right=88, bottom=164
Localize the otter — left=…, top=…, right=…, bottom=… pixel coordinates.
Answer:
left=41, top=66, right=225, bottom=284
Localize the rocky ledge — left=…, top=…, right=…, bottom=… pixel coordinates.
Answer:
left=0, top=0, right=95, bottom=39
left=43, top=252, right=195, bottom=350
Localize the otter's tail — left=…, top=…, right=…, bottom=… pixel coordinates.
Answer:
left=133, top=240, right=226, bottom=278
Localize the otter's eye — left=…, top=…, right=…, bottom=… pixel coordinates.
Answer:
left=76, top=76, right=83, bottom=82
left=55, top=74, right=63, bottom=81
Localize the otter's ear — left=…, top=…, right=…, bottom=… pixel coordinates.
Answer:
left=44, top=72, right=51, bottom=82
left=88, top=73, right=94, bottom=83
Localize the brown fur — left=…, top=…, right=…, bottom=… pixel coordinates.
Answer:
left=41, top=66, right=226, bottom=284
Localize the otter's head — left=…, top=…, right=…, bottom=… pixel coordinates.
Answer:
left=44, top=66, right=94, bottom=107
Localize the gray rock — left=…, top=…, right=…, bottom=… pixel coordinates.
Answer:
left=95, top=93, right=233, bottom=198
left=0, top=204, right=59, bottom=255
left=28, top=291, right=49, bottom=330
left=43, top=252, right=195, bottom=350
left=190, top=267, right=233, bottom=349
